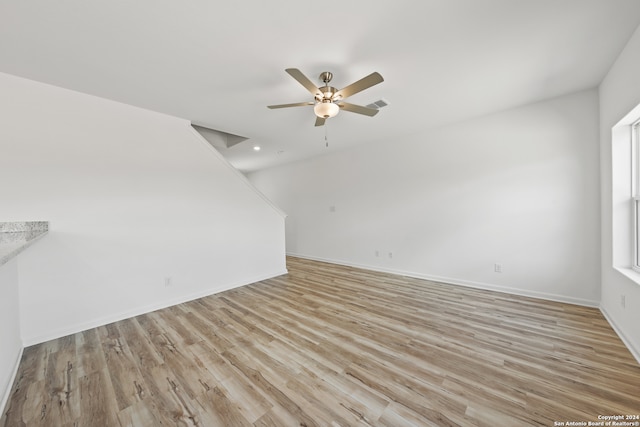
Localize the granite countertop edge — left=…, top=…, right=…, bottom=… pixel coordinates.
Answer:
left=0, top=222, right=49, bottom=267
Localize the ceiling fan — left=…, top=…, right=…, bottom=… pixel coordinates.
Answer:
left=267, top=68, right=384, bottom=126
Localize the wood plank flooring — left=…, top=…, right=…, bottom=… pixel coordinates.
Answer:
left=2, top=256, right=639, bottom=426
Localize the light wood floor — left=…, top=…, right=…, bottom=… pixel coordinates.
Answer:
left=2, top=257, right=639, bottom=426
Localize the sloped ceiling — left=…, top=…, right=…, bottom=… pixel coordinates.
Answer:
left=1, top=0, right=639, bottom=172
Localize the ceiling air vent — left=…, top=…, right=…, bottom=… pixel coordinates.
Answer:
left=365, top=99, right=389, bottom=110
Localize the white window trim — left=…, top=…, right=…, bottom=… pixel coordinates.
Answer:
left=632, top=120, right=640, bottom=272
left=634, top=197, right=640, bottom=272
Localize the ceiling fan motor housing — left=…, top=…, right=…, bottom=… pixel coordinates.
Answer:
left=316, top=86, right=338, bottom=102
left=316, top=71, right=340, bottom=102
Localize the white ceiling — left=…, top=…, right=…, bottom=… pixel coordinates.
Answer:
left=1, top=1, right=639, bottom=173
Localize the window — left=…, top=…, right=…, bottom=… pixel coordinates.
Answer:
left=633, top=120, right=640, bottom=271
left=611, top=101, right=640, bottom=282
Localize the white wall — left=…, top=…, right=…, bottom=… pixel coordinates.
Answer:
left=0, top=72, right=287, bottom=345
left=249, top=89, right=601, bottom=306
left=599, top=24, right=640, bottom=361
left=0, top=258, right=22, bottom=414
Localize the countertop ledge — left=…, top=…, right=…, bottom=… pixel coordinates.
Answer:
left=0, top=221, right=49, bottom=267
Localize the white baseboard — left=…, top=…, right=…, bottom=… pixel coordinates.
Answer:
left=0, top=346, right=24, bottom=418
left=600, top=307, right=640, bottom=365
left=22, top=269, right=288, bottom=346
left=287, top=253, right=600, bottom=307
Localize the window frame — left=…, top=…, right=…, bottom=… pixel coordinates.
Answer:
left=632, top=119, right=640, bottom=272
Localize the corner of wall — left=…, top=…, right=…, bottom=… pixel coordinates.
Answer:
left=0, top=347, right=23, bottom=417
left=600, top=306, right=640, bottom=364
left=187, top=126, right=287, bottom=219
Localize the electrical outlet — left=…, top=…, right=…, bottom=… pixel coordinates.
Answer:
left=621, top=295, right=626, bottom=309
left=375, top=250, right=379, bottom=257
left=494, top=263, right=502, bottom=273
left=388, top=252, right=393, bottom=259
left=164, top=276, right=173, bottom=287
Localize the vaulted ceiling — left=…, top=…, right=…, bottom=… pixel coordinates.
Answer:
left=2, top=1, right=639, bottom=172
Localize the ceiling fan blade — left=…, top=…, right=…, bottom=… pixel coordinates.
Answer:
left=285, top=68, right=322, bottom=97
left=338, top=102, right=379, bottom=117
left=315, top=116, right=326, bottom=127
left=267, top=102, right=314, bottom=109
left=334, top=72, right=384, bottom=100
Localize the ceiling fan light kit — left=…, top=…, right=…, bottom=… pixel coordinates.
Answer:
left=314, top=100, right=339, bottom=118
left=268, top=68, right=384, bottom=126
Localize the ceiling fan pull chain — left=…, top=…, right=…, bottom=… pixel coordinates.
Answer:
left=325, top=122, right=329, bottom=148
